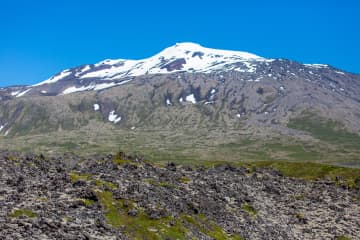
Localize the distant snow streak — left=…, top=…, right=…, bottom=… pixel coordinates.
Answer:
left=108, top=111, right=121, bottom=124
left=33, top=70, right=72, bottom=86
left=185, top=94, right=196, bottom=104
left=93, top=104, right=100, bottom=111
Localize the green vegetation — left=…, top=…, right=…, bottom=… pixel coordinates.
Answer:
left=96, top=191, right=187, bottom=239
left=240, top=161, right=360, bottom=189
left=112, top=152, right=133, bottom=165
left=181, top=214, right=243, bottom=240
left=80, top=199, right=95, bottom=207
left=96, top=190, right=243, bottom=240
left=69, top=172, right=91, bottom=182
left=295, top=212, right=306, bottom=221
left=179, top=176, right=191, bottom=183
left=263, top=143, right=321, bottom=161
left=288, top=111, right=360, bottom=147
left=8, top=209, right=37, bottom=218
left=336, top=236, right=352, bottom=240
left=241, top=203, right=257, bottom=217
left=2, top=123, right=360, bottom=167
left=95, top=179, right=117, bottom=190
left=39, top=197, right=48, bottom=202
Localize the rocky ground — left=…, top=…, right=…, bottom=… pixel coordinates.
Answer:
left=0, top=150, right=359, bottom=240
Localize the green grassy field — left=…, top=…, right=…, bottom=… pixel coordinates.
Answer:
left=1, top=111, right=360, bottom=169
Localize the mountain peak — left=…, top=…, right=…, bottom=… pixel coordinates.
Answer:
left=30, top=43, right=271, bottom=89
left=157, top=42, right=265, bottom=61
left=174, top=42, right=203, bottom=48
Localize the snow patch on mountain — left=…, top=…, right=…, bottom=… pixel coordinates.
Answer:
left=61, top=80, right=131, bottom=95
left=62, top=86, right=92, bottom=95
left=166, top=99, right=172, bottom=106
left=186, top=94, right=196, bottom=104
left=75, top=65, right=92, bottom=77
left=11, top=91, right=21, bottom=96
left=93, top=104, right=100, bottom=111
left=34, top=70, right=72, bottom=86
left=108, top=111, right=121, bottom=124
left=304, top=64, right=329, bottom=69
left=16, top=89, right=31, bottom=97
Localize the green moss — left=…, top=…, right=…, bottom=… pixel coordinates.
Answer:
left=8, top=209, right=37, bottom=218
left=180, top=214, right=243, bottom=240
left=95, top=179, right=118, bottom=190
left=39, top=197, right=48, bottom=202
left=96, top=191, right=188, bottom=240
left=242, top=203, right=257, bottom=217
left=336, top=236, right=352, bottom=240
left=295, top=212, right=305, bottom=221
left=112, top=152, right=133, bottom=165
left=69, top=172, right=91, bottom=182
left=80, top=199, right=95, bottom=206
left=96, top=190, right=243, bottom=239
left=112, top=158, right=132, bottom=165
left=5, top=155, right=18, bottom=161
left=179, top=176, right=191, bottom=183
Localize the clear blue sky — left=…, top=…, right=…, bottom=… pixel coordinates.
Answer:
left=1, top=0, right=359, bottom=87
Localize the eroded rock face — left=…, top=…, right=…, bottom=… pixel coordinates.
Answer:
left=0, top=150, right=359, bottom=240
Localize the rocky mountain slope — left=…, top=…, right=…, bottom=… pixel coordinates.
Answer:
left=0, top=43, right=360, bottom=166
left=1, top=150, right=359, bottom=240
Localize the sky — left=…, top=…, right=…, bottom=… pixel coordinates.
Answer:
left=0, top=0, right=359, bottom=87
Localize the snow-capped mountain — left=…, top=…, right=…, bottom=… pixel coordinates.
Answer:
left=36, top=42, right=270, bottom=84
left=3, top=43, right=269, bottom=96
left=1, top=42, right=360, bottom=166
left=2, top=42, right=351, bottom=98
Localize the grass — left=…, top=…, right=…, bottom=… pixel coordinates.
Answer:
left=8, top=209, right=37, bottom=218
left=287, top=111, right=360, bottom=148
left=2, top=123, right=360, bottom=167
left=263, top=143, right=322, bottom=161
left=193, top=159, right=359, bottom=189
